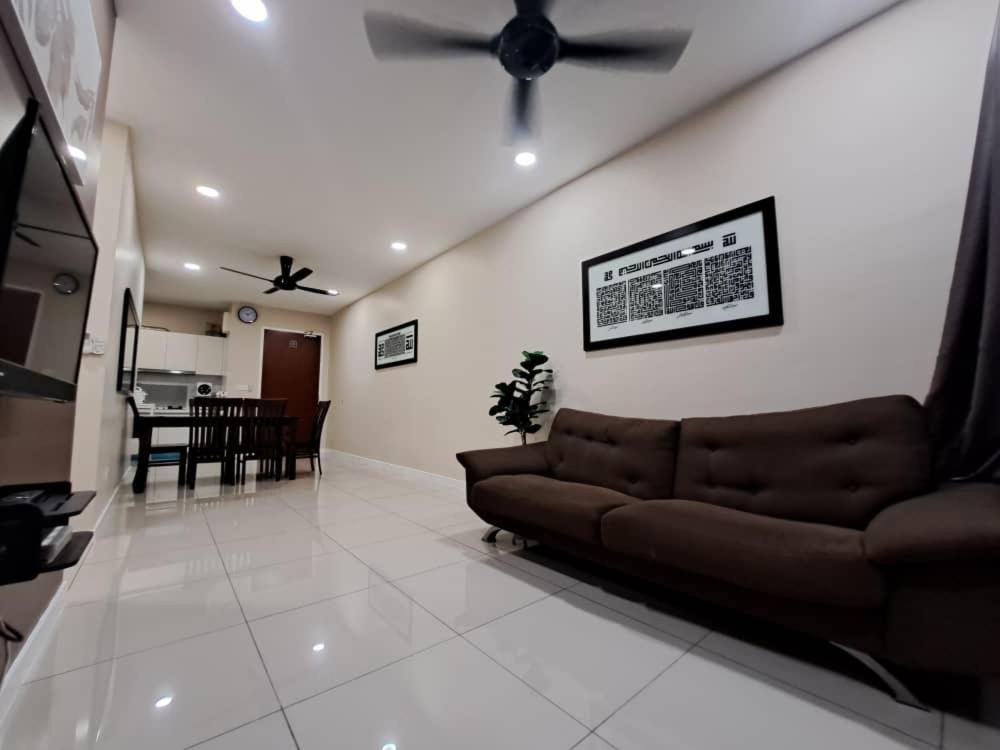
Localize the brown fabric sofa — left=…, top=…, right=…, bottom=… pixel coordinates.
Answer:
left=457, top=396, right=1000, bottom=680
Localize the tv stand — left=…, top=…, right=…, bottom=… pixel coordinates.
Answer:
left=0, top=482, right=96, bottom=586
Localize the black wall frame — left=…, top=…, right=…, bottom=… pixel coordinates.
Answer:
left=374, top=319, right=419, bottom=371
left=581, top=197, right=783, bottom=352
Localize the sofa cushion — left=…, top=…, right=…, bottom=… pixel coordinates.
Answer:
left=601, top=500, right=885, bottom=609
left=545, top=408, right=680, bottom=499
left=471, top=474, right=638, bottom=545
left=673, top=396, right=931, bottom=529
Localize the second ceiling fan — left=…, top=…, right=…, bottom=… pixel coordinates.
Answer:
left=364, top=0, right=692, bottom=142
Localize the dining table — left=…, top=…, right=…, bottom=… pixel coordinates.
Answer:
left=131, top=413, right=299, bottom=494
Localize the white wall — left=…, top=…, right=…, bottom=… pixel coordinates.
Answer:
left=70, top=121, right=145, bottom=528
left=327, top=0, right=996, bottom=479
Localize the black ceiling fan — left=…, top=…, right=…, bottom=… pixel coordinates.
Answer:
left=220, top=256, right=333, bottom=296
left=364, top=0, right=692, bottom=142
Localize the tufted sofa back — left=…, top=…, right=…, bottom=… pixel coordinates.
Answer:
left=545, top=409, right=679, bottom=499
left=673, top=396, right=931, bottom=529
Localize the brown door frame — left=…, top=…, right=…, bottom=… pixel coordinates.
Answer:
left=257, top=326, right=327, bottom=444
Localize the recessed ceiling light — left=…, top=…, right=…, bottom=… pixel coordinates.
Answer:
left=312, top=643, right=326, bottom=652
left=382, top=745, right=397, bottom=750
left=68, top=145, right=87, bottom=161
left=184, top=262, right=201, bottom=271
left=196, top=185, right=221, bottom=199
left=515, top=151, right=537, bottom=168
left=327, top=289, right=340, bottom=296
left=681, top=247, right=696, bottom=256
left=391, top=242, right=408, bottom=252
left=231, top=0, right=268, bottom=23
left=154, top=696, right=173, bottom=709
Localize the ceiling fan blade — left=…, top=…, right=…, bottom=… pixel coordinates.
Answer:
left=508, top=78, right=537, bottom=144
left=297, top=285, right=337, bottom=296
left=558, top=29, right=691, bottom=72
left=289, top=267, right=313, bottom=283
left=279, top=255, right=294, bottom=279
left=220, top=267, right=275, bottom=283
left=15, top=231, right=40, bottom=247
left=364, top=12, right=496, bottom=60
left=264, top=287, right=280, bottom=295
left=514, top=0, right=554, bottom=17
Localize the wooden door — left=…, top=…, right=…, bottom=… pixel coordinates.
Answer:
left=261, top=330, right=321, bottom=443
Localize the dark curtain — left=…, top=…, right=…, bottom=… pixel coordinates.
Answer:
left=925, top=9, right=1000, bottom=482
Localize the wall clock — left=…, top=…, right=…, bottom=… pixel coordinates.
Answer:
left=238, top=305, right=258, bottom=324
left=52, top=273, right=79, bottom=295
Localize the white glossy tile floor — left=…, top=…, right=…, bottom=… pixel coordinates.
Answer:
left=2, top=454, right=996, bottom=749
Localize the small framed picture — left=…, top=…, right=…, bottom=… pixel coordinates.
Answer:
left=375, top=320, right=418, bottom=370
left=582, top=197, right=783, bottom=351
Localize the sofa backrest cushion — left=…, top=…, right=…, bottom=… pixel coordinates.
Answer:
left=673, top=396, right=931, bottom=529
left=545, top=408, right=680, bottom=499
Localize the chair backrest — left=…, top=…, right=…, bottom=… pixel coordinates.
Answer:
left=252, top=399, right=288, bottom=419
left=240, top=398, right=288, bottom=450
left=189, top=397, right=243, bottom=456
left=308, top=401, right=331, bottom=447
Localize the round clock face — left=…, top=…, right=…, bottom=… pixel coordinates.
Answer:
left=238, top=305, right=258, bottom=324
left=52, top=273, right=79, bottom=296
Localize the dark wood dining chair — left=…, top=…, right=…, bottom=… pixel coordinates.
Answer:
left=186, top=397, right=242, bottom=489
left=295, top=400, right=331, bottom=475
left=127, top=397, right=188, bottom=486
left=236, top=398, right=288, bottom=483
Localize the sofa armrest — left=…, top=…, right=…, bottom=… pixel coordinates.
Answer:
left=456, top=442, right=550, bottom=487
left=865, top=482, right=1000, bottom=565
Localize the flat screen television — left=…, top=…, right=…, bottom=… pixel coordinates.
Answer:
left=0, top=99, right=98, bottom=402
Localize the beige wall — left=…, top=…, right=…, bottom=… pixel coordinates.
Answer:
left=327, top=0, right=996, bottom=479
left=70, top=120, right=145, bottom=529
left=143, top=301, right=224, bottom=335
left=224, top=304, right=330, bottom=399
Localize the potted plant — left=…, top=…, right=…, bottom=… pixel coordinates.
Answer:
left=489, top=351, right=554, bottom=445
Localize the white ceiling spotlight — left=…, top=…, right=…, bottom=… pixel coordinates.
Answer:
left=231, top=0, right=268, bottom=23
left=68, top=145, right=87, bottom=161
left=196, top=185, right=221, bottom=199
left=515, top=151, right=537, bottom=168
left=391, top=241, right=408, bottom=252
left=184, top=262, right=201, bottom=271
left=327, top=289, right=340, bottom=296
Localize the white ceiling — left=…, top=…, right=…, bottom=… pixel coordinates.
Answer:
left=108, top=0, right=899, bottom=314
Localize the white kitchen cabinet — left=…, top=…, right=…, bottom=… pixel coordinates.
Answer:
left=196, top=337, right=226, bottom=376
left=154, top=426, right=189, bottom=447
left=164, top=333, right=198, bottom=372
left=137, top=329, right=167, bottom=371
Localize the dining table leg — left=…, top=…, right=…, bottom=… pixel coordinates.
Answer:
left=132, top=424, right=153, bottom=494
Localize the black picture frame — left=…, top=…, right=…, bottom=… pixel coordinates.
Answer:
left=116, top=288, right=139, bottom=393
left=581, top=197, right=783, bottom=352
left=374, top=319, right=418, bottom=370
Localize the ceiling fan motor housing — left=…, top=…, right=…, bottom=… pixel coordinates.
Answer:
left=497, top=16, right=560, bottom=80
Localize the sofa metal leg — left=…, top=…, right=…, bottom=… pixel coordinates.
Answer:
left=481, top=526, right=502, bottom=544
left=830, top=643, right=929, bottom=711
